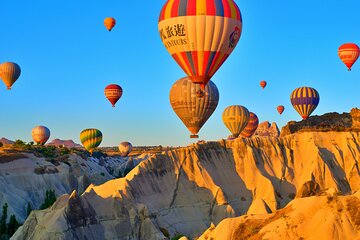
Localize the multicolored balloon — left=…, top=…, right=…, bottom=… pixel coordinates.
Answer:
left=338, top=43, right=359, bottom=71
left=104, top=84, right=123, bottom=107
left=158, top=0, right=242, bottom=89
left=0, top=62, right=21, bottom=90
left=277, top=105, right=285, bottom=115
left=80, top=129, right=103, bottom=155
left=104, top=17, right=116, bottom=31
left=170, top=77, right=219, bottom=138
left=32, top=126, right=50, bottom=145
left=290, top=87, right=319, bottom=120
left=118, top=142, right=132, bottom=157
left=222, top=105, right=250, bottom=138
left=240, top=112, right=259, bottom=138
left=260, top=80, right=267, bottom=89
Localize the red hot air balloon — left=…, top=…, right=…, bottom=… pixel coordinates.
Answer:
left=260, top=80, right=267, bottom=89
left=158, top=0, right=243, bottom=90
left=104, top=84, right=123, bottom=107
left=277, top=105, right=284, bottom=115
left=338, top=43, right=360, bottom=71
left=240, top=112, right=259, bottom=138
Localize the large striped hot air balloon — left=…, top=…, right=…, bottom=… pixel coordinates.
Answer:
left=290, top=87, right=319, bottom=120
left=118, top=141, right=132, bottom=157
left=277, top=105, right=285, bottom=115
left=104, top=84, right=123, bottom=107
left=240, top=112, right=259, bottom=138
left=170, top=76, right=219, bottom=138
left=32, top=126, right=50, bottom=145
left=80, top=129, right=103, bottom=155
left=104, top=17, right=116, bottom=31
left=0, top=62, right=21, bottom=90
left=222, top=105, right=250, bottom=138
left=338, top=43, right=359, bottom=71
left=260, top=80, right=267, bottom=89
left=158, top=0, right=242, bottom=89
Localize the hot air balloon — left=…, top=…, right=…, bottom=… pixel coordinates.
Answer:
left=338, top=43, right=359, bottom=71
left=158, top=0, right=242, bottom=89
left=222, top=105, right=250, bottom=138
left=80, top=129, right=102, bottom=155
left=290, top=87, right=319, bottom=120
left=260, top=81, right=267, bottom=89
left=0, top=62, right=21, bottom=90
left=240, top=112, right=259, bottom=138
left=32, top=126, right=50, bottom=145
left=170, top=77, right=219, bottom=138
left=119, top=141, right=132, bottom=157
left=104, top=84, right=123, bottom=107
left=277, top=105, right=285, bottom=115
left=104, top=17, right=116, bottom=31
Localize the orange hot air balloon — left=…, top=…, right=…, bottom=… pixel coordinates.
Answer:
left=0, top=62, right=21, bottom=90
left=104, top=84, right=123, bottom=107
left=338, top=43, right=360, bottom=71
left=158, top=0, right=242, bottom=89
left=260, top=80, right=267, bottom=89
left=104, top=17, right=116, bottom=31
left=277, top=105, right=285, bottom=115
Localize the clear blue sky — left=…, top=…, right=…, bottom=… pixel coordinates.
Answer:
left=1, top=1, right=359, bottom=147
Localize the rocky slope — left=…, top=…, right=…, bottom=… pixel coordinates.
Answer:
left=12, top=130, right=360, bottom=239
left=254, top=121, right=280, bottom=137
left=46, top=139, right=82, bottom=148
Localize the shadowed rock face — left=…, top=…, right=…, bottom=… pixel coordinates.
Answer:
left=12, top=130, right=360, bottom=240
left=280, top=108, right=360, bottom=137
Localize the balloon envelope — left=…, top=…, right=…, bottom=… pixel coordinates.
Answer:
left=32, top=126, right=50, bottom=145
left=158, top=0, right=242, bottom=89
left=80, top=129, right=102, bottom=155
left=338, top=43, right=359, bottom=71
left=290, top=87, right=319, bottom=120
left=169, top=77, right=219, bottom=138
left=277, top=105, right=285, bottom=115
left=118, top=142, right=132, bottom=157
left=260, top=81, right=267, bottom=89
left=222, top=105, right=250, bottom=138
left=240, top=112, right=259, bottom=137
left=0, top=62, right=21, bottom=90
left=104, top=17, right=116, bottom=31
left=104, top=84, right=123, bottom=107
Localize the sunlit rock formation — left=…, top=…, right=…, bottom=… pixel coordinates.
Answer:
left=254, top=121, right=280, bottom=137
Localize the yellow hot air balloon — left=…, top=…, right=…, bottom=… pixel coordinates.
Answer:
left=0, top=62, right=21, bottom=90
left=32, top=126, right=50, bottom=145
left=118, top=141, right=132, bottom=157
left=104, top=17, right=116, bottom=31
left=170, top=76, right=219, bottom=138
left=222, top=105, right=250, bottom=138
left=158, top=0, right=242, bottom=89
left=80, top=129, right=102, bottom=155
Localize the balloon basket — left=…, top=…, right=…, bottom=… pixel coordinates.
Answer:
left=190, top=135, right=199, bottom=139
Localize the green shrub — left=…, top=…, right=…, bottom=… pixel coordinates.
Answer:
left=40, top=190, right=57, bottom=209
left=171, top=235, right=185, bottom=240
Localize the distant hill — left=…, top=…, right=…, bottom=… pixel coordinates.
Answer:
left=46, top=139, right=81, bottom=148
left=0, top=138, right=14, bottom=145
left=254, top=121, right=280, bottom=137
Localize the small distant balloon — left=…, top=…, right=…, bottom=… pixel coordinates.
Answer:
left=260, top=80, right=267, bottom=89
left=338, top=43, right=359, bottom=71
left=80, top=129, right=103, bottom=155
left=290, top=87, right=319, bottom=120
left=104, top=84, right=123, bottom=107
left=32, top=126, right=50, bottom=145
left=277, top=105, right=285, bottom=115
left=0, top=62, right=21, bottom=90
left=118, top=142, right=132, bottom=157
left=240, top=112, right=259, bottom=138
left=222, top=105, right=250, bottom=138
left=104, top=17, right=116, bottom=31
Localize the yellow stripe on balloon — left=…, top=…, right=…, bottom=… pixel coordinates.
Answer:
left=164, top=0, right=175, bottom=19
left=209, top=52, right=225, bottom=76
left=196, top=16, right=206, bottom=75
left=196, top=0, right=207, bottom=15
left=175, top=52, right=192, bottom=76
left=228, top=0, right=237, bottom=19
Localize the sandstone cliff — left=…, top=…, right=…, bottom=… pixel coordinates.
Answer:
left=12, top=131, right=360, bottom=239
left=254, top=121, right=280, bottom=137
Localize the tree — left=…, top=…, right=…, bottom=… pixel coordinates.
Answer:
left=6, top=215, right=19, bottom=236
left=26, top=202, right=32, bottom=217
left=13, top=140, right=26, bottom=148
left=0, top=203, right=8, bottom=235
left=40, top=190, right=56, bottom=210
